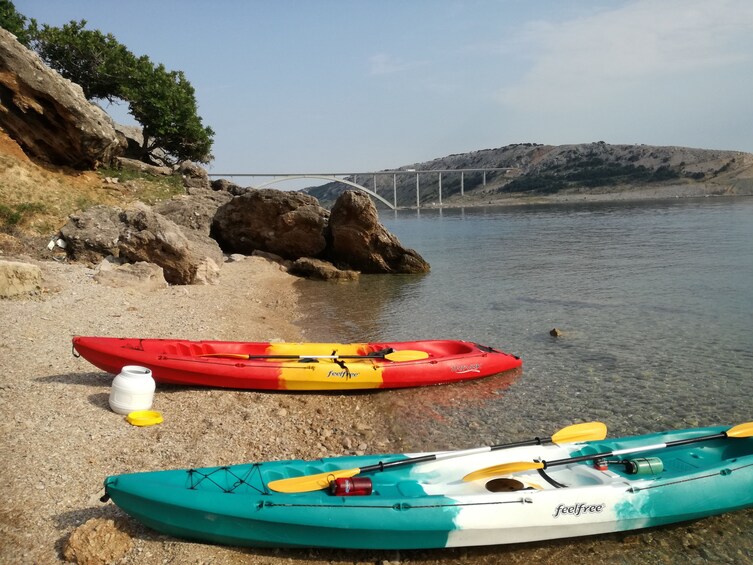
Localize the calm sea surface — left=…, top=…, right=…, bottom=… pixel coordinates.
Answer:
left=295, top=196, right=753, bottom=562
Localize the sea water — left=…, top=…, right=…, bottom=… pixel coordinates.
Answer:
left=296, top=196, right=753, bottom=561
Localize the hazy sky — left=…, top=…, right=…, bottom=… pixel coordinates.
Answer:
left=14, top=0, right=753, bottom=176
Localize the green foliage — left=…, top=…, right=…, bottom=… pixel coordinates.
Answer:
left=0, top=201, right=46, bottom=230
left=25, top=16, right=214, bottom=164
left=30, top=19, right=136, bottom=102
left=123, top=61, right=215, bottom=164
left=0, top=0, right=30, bottom=45
left=651, top=166, right=680, bottom=182
left=502, top=162, right=681, bottom=194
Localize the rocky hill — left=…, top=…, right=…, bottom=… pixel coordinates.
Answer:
left=304, top=142, right=753, bottom=208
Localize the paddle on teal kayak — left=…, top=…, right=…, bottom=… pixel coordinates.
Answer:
left=102, top=423, right=753, bottom=549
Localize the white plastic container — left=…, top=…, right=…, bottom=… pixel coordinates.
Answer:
left=109, top=365, right=156, bottom=415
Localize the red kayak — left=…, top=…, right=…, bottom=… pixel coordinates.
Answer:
left=72, top=337, right=522, bottom=391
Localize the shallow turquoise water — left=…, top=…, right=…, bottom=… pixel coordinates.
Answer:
left=298, top=197, right=753, bottom=449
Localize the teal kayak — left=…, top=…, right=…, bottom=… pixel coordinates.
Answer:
left=102, top=424, right=753, bottom=549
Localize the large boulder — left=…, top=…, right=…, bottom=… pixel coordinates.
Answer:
left=178, top=160, right=211, bottom=191
left=211, top=189, right=329, bottom=259
left=0, top=29, right=122, bottom=168
left=59, top=202, right=223, bottom=285
left=59, top=205, right=123, bottom=264
left=327, top=191, right=430, bottom=274
left=154, top=190, right=233, bottom=236
left=211, top=178, right=249, bottom=196
left=118, top=203, right=222, bottom=285
left=0, top=260, right=42, bottom=297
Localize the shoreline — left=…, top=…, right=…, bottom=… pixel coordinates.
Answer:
left=399, top=181, right=751, bottom=210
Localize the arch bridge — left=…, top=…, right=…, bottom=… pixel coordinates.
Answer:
left=256, top=175, right=394, bottom=209
left=207, top=168, right=518, bottom=209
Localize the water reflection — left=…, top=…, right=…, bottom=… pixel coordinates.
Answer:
left=374, top=367, right=523, bottom=452
left=295, top=272, right=428, bottom=342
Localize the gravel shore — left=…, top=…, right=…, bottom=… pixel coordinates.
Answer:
left=0, top=256, right=399, bottom=564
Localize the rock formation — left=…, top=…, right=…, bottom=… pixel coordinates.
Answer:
left=93, top=258, right=168, bottom=291
left=289, top=257, right=359, bottom=281
left=178, top=160, right=211, bottom=191
left=59, top=201, right=224, bottom=285
left=211, top=178, right=249, bottom=196
left=154, top=190, right=233, bottom=235
left=118, top=203, right=222, bottom=285
left=211, top=189, right=329, bottom=259
left=0, top=29, right=122, bottom=168
left=0, top=260, right=42, bottom=297
left=209, top=188, right=430, bottom=276
left=63, top=518, right=132, bottom=565
left=59, top=205, right=123, bottom=264
left=327, top=191, right=430, bottom=274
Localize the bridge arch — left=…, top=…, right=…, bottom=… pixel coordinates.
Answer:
left=255, top=175, right=395, bottom=210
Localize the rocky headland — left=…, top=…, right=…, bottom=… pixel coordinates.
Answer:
left=305, top=142, right=753, bottom=209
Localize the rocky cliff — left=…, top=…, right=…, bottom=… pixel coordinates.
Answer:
left=0, top=28, right=122, bottom=168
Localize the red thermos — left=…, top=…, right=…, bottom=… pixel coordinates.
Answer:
left=329, top=477, right=373, bottom=496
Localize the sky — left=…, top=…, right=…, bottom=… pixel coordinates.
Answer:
left=13, top=0, right=753, bottom=179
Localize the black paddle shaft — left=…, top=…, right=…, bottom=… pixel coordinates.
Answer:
left=361, top=436, right=550, bottom=474
left=543, top=431, right=729, bottom=468
left=248, top=347, right=395, bottom=360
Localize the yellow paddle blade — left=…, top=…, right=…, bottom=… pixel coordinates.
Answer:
left=267, top=467, right=361, bottom=493
left=551, top=421, right=607, bottom=444
left=726, top=422, right=753, bottom=438
left=463, top=461, right=545, bottom=482
left=383, top=350, right=429, bottom=362
left=201, top=353, right=250, bottom=359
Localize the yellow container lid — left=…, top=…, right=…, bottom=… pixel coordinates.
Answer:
left=126, top=410, right=163, bottom=427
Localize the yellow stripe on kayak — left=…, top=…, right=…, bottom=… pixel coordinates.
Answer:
left=268, top=343, right=385, bottom=390
left=278, top=361, right=385, bottom=390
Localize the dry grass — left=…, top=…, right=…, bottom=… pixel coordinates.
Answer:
left=0, top=130, right=183, bottom=246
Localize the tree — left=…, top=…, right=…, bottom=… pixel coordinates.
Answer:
left=0, top=0, right=31, bottom=46
left=30, top=20, right=136, bottom=102
left=124, top=59, right=214, bottom=164
left=25, top=16, right=214, bottom=164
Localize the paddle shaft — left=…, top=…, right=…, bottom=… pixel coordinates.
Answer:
left=542, top=430, right=728, bottom=468
left=232, top=354, right=387, bottom=360
left=361, top=436, right=556, bottom=474
left=200, top=347, right=427, bottom=361
left=267, top=421, right=607, bottom=493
